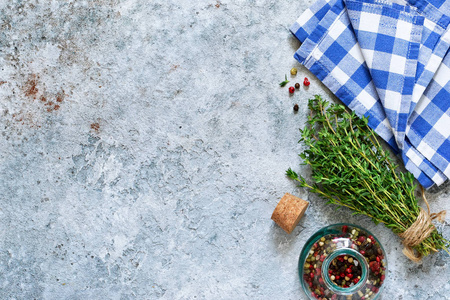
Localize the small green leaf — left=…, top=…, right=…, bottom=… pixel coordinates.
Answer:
left=279, top=74, right=289, bottom=87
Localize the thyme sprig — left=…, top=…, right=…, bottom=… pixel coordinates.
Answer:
left=287, top=95, right=449, bottom=258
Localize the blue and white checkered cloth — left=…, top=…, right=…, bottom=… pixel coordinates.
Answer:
left=291, top=0, right=450, bottom=188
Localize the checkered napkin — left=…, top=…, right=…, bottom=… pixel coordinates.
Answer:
left=290, top=0, right=450, bottom=188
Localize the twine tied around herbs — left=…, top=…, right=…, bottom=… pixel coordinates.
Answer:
left=398, top=186, right=447, bottom=262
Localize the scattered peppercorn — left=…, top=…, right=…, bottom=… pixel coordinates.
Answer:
left=289, top=86, right=295, bottom=94
left=303, top=77, right=310, bottom=86
left=290, top=67, right=298, bottom=75
left=294, top=104, right=299, bottom=112
left=295, top=83, right=300, bottom=89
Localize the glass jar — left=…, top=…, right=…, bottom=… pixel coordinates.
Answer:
left=299, top=224, right=387, bottom=300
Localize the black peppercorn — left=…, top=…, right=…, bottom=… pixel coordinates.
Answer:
left=294, top=104, right=299, bottom=112
left=295, top=83, right=300, bottom=89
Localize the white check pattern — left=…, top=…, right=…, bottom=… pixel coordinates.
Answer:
left=290, top=0, right=450, bottom=188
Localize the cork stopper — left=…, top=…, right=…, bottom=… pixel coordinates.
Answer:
left=271, top=193, right=309, bottom=234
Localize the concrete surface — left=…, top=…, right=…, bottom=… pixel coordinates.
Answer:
left=0, top=0, right=448, bottom=299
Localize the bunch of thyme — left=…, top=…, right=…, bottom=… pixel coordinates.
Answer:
left=287, top=95, right=449, bottom=259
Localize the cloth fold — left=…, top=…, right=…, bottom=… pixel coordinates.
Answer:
left=291, top=0, right=450, bottom=188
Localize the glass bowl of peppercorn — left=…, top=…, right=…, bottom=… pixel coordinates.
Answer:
left=299, top=224, right=387, bottom=300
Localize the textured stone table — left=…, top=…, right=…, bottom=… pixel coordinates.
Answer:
left=0, top=1, right=449, bottom=299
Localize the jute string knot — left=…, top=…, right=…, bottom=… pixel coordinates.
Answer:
left=398, top=186, right=446, bottom=262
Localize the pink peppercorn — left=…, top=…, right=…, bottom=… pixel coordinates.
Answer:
left=303, top=77, right=310, bottom=86
left=289, top=86, right=295, bottom=94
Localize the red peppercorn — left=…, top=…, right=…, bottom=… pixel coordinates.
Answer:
left=353, top=278, right=359, bottom=284
left=347, top=273, right=353, bottom=278
left=309, top=264, right=314, bottom=270
left=289, top=86, right=295, bottom=94
left=358, top=236, right=366, bottom=243
left=346, top=268, right=352, bottom=274
left=340, top=273, right=345, bottom=278
left=369, top=261, right=380, bottom=272
left=303, top=77, right=310, bottom=86
left=319, top=278, right=324, bottom=284
left=342, top=225, right=348, bottom=233
left=381, top=275, right=385, bottom=281
left=329, top=270, right=333, bottom=274
left=360, top=250, right=366, bottom=255
left=310, top=272, right=314, bottom=278
left=376, top=256, right=381, bottom=262
left=309, top=281, right=313, bottom=287
left=335, top=276, right=340, bottom=280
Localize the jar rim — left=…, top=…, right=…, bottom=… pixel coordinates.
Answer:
left=321, top=248, right=369, bottom=295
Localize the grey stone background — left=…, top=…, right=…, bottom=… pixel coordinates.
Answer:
left=0, top=0, right=448, bottom=299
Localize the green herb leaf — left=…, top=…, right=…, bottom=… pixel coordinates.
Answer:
left=279, top=74, right=289, bottom=87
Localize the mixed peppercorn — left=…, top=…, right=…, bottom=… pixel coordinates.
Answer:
left=288, top=77, right=310, bottom=95
left=302, top=225, right=386, bottom=300
left=279, top=69, right=312, bottom=112
left=328, top=255, right=362, bottom=288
